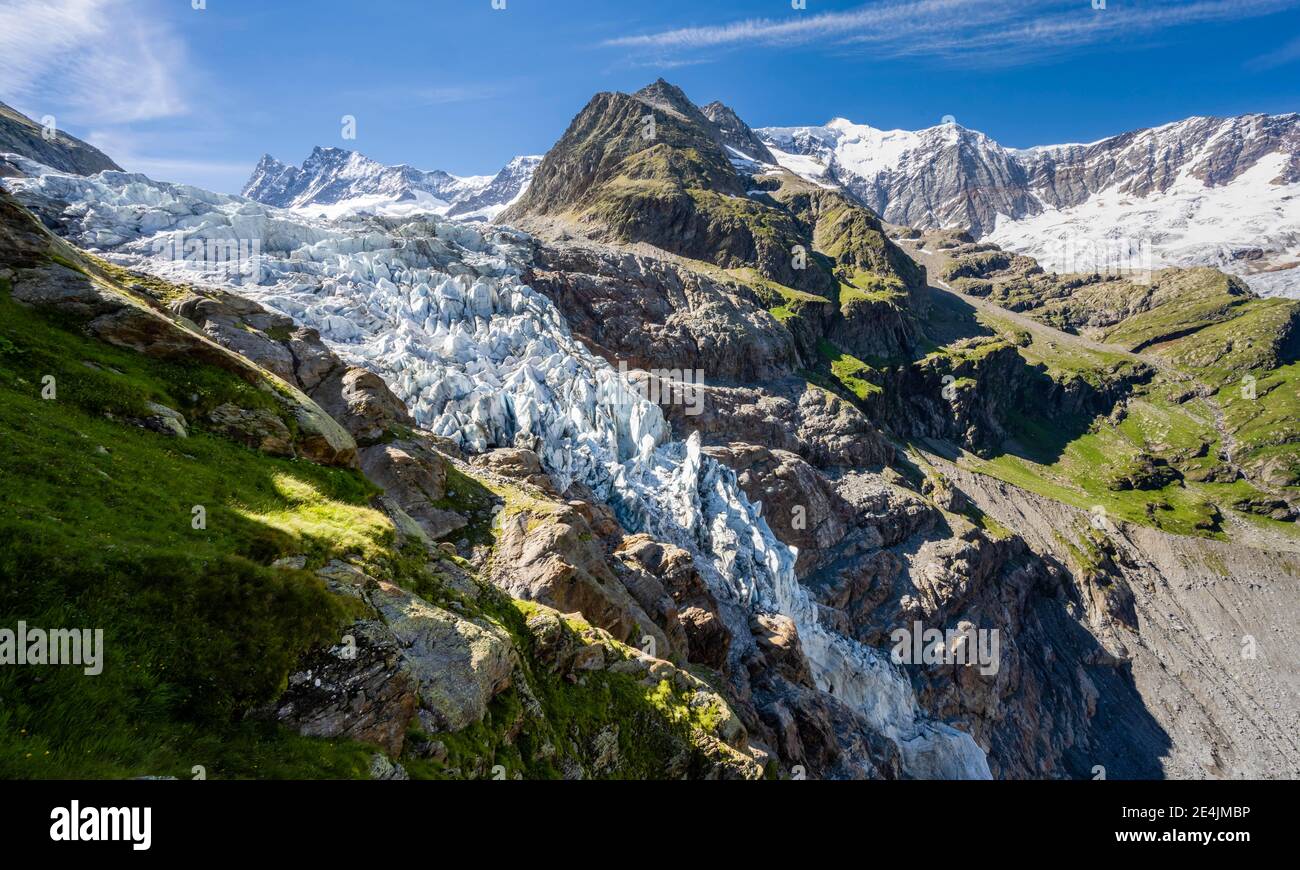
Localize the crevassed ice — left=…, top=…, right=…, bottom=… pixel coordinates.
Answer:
left=4, top=160, right=991, bottom=779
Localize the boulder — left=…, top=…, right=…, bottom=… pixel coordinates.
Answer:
left=491, top=503, right=671, bottom=658
left=170, top=291, right=299, bottom=383
left=359, top=439, right=467, bottom=542
left=206, top=403, right=294, bottom=457
left=704, top=443, right=850, bottom=576
left=9, top=262, right=120, bottom=317
left=367, top=580, right=516, bottom=733
left=142, top=402, right=188, bottom=438
left=311, top=366, right=415, bottom=445
left=269, top=620, right=419, bottom=758
left=613, top=534, right=730, bottom=668
left=470, top=447, right=560, bottom=495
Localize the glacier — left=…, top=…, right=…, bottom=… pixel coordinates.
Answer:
left=757, top=114, right=1300, bottom=298
left=2, top=155, right=991, bottom=779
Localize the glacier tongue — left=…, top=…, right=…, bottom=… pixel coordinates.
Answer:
left=4, top=159, right=990, bottom=779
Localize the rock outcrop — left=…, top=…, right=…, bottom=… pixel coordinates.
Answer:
left=0, top=100, right=121, bottom=176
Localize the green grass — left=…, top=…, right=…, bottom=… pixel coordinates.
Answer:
left=970, top=395, right=1256, bottom=538
left=975, top=308, right=1144, bottom=385
left=683, top=261, right=831, bottom=325
left=837, top=271, right=907, bottom=311
left=0, top=281, right=394, bottom=778
left=817, top=339, right=883, bottom=401
left=1100, top=272, right=1248, bottom=351
left=919, top=264, right=1298, bottom=537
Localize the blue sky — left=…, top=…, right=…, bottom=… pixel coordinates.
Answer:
left=1, top=0, right=1298, bottom=193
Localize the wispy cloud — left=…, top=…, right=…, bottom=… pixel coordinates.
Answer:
left=605, top=0, right=969, bottom=50
left=604, top=0, right=1300, bottom=67
left=0, top=0, right=190, bottom=123
left=625, top=57, right=714, bottom=71
left=1248, top=34, right=1300, bottom=69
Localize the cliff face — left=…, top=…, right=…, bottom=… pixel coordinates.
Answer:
left=937, top=461, right=1300, bottom=779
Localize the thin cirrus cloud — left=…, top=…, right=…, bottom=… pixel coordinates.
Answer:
left=0, top=0, right=189, bottom=124
left=1248, top=34, right=1300, bottom=69
left=603, top=0, right=1300, bottom=67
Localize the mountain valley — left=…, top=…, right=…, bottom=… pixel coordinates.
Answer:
left=1, top=79, right=1297, bottom=781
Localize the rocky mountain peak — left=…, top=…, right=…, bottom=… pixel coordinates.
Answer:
left=700, top=100, right=778, bottom=164
left=240, top=146, right=535, bottom=222
left=633, top=78, right=702, bottom=120
left=501, top=81, right=745, bottom=227
left=758, top=111, right=1300, bottom=294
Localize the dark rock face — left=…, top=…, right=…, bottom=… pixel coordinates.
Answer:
left=267, top=620, right=420, bottom=758
left=0, top=101, right=121, bottom=176
left=699, top=435, right=1164, bottom=779
left=490, top=497, right=674, bottom=658
left=614, top=535, right=731, bottom=669
left=662, top=378, right=895, bottom=470
left=704, top=444, right=851, bottom=576
left=701, top=100, right=778, bottom=163
left=527, top=242, right=799, bottom=383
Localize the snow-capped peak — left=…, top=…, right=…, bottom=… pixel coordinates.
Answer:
left=240, top=147, right=540, bottom=224
left=756, top=112, right=1300, bottom=296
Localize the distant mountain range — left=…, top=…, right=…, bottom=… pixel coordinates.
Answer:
left=241, top=147, right=541, bottom=222
left=758, top=113, right=1300, bottom=296
left=237, top=106, right=1298, bottom=296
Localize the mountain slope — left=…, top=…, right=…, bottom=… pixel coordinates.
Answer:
left=918, top=230, right=1300, bottom=511
left=0, top=185, right=766, bottom=780
left=700, top=100, right=778, bottom=163
left=500, top=77, right=926, bottom=357
left=0, top=100, right=121, bottom=176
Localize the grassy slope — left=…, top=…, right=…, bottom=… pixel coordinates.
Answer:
left=0, top=275, right=383, bottom=778
left=955, top=285, right=1299, bottom=541
left=0, top=265, right=756, bottom=779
